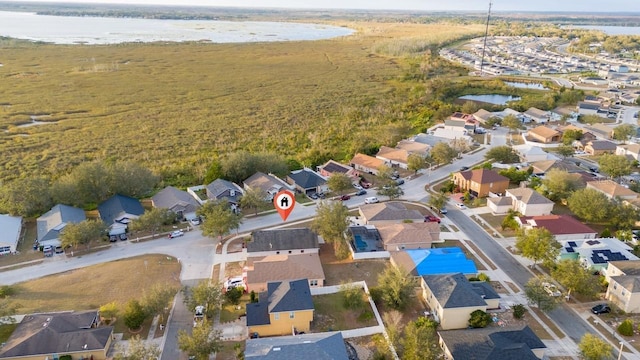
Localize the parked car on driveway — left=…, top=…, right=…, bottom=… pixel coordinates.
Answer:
left=168, top=230, right=184, bottom=239
left=189, top=217, right=201, bottom=226
left=395, top=179, right=405, bottom=185
left=455, top=203, right=467, bottom=210
left=591, top=304, right=611, bottom=314
left=424, top=215, right=441, bottom=223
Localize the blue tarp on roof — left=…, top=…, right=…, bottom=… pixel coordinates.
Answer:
left=406, top=247, right=477, bottom=276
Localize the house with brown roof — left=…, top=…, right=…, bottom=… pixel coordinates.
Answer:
left=358, top=202, right=424, bottom=225
left=584, top=123, right=614, bottom=140
left=0, top=311, right=113, bottom=360
left=243, top=172, right=293, bottom=201
left=499, top=188, right=554, bottom=216
left=584, top=140, right=617, bottom=155
left=376, top=146, right=411, bottom=169
left=452, top=169, right=510, bottom=198
left=529, top=159, right=583, bottom=176
left=527, top=125, right=561, bottom=143
left=396, top=139, right=430, bottom=156
left=516, top=214, right=598, bottom=240
left=350, top=153, right=385, bottom=175
left=524, top=107, right=550, bottom=123
left=587, top=180, right=639, bottom=200
left=473, top=109, right=493, bottom=124
left=605, top=260, right=640, bottom=313
left=244, top=253, right=325, bottom=293
left=376, top=222, right=440, bottom=251
left=317, top=160, right=359, bottom=182
left=616, top=143, right=640, bottom=161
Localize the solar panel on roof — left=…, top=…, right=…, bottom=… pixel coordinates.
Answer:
left=566, top=247, right=575, bottom=253
left=592, top=256, right=606, bottom=264
left=568, top=241, right=577, bottom=247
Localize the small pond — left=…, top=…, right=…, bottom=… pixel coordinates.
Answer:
left=504, top=81, right=548, bottom=90
left=458, top=94, right=521, bottom=105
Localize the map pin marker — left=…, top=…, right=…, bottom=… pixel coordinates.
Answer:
left=274, top=190, right=295, bottom=222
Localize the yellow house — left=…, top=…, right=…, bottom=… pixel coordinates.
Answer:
left=246, top=279, right=314, bottom=337
left=421, top=273, right=500, bottom=330
left=0, top=311, right=113, bottom=360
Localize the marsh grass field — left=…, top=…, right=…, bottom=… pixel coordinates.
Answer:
left=0, top=21, right=483, bottom=183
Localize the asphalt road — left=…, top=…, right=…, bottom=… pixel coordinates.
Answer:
left=446, top=207, right=596, bottom=343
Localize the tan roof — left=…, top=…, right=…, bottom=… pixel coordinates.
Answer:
left=609, top=260, right=640, bottom=276
left=377, top=222, right=440, bottom=247
left=618, top=143, right=640, bottom=155
left=457, top=169, right=509, bottom=185
left=396, top=140, right=430, bottom=155
left=350, top=153, right=384, bottom=169
left=376, top=146, right=409, bottom=164
left=530, top=160, right=557, bottom=173
left=586, top=180, right=638, bottom=198
left=473, top=109, right=493, bottom=122
left=360, top=202, right=424, bottom=223
left=246, top=253, right=324, bottom=285
left=506, top=188, right=554, bottom=205
left=586, top=140, right=617, bottom=150
left=525, top=107, right=548, bottom=119
left=528, top=125, right=560, bottom=139
left=559, top=124, right=584, bottom=132
left=586, top=123, right=614, bottom=137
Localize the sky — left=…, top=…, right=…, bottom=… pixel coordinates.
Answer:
left=3, top=0, right=636, bottom=13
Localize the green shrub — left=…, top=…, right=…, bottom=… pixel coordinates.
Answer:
left=358, top=310, right=374, bottom=322
left=123, top=299, right=146, bottom=330
left=477, top=273, right=491, bottom=282
left=59, top=356, right=72, bottom=360
left=250, top=290, right=257, bottom=303
left=369, top=287, right=383, bottom=304
left=601, top=228, right=612, bottom=238
left=469, top=310, right=492, bottom=328
left=224, top=287, right=244, bottom=306
left=618, top=319, right=634, bottom=336
left=513, top=304, right=527, bottom=319
left=0, top=285, right=16, bottom=298
left=341, top=285, right=365, bottom=310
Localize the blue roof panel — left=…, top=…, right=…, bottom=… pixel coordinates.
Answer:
left=406, top=247, right=477, bottom=276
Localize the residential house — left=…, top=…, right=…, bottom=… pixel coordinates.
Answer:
left=504, top=188, right=554, bottom=216
left=524, top=107, right=550, bottom=123
left=376, top=146, right=411, bottom=169
left=286, top=168, right=328, bottom=195
left=552, top=106, right=578, bottom=121
left=376, top=222, right=440, bottom=251
left=584, top=124, right=614, bottom=140
left=587, top=180, right=639, bottom=200
left=605, top=261, right=640, bottom=313
left=486, top=196, right=513, bottom=215
left=244, top=253, right=325, bottom=293
left=0, top=214, right=21, bottom=255
left=473, top=109, right=493, bottom=124
left=528, top=159, right=583, bottom=176
left=452, top=169, right=510, bottom=197
left=348, top=225, right=383, bottom=252
left=559, top=238, right=639, bottom=273
left=359, top=202, right=424, bottom=225
left=317, top=159, right=359, bottom=182
left=350, top=153, right=385, bottom=175
left=390, top=247, right=477, bottom=276
left=516, top=215, right=598, bottom=240
left=243, top=172, right=292, bottom=201
left=37, top=204, right=86, bottom=247
left=584, top=140, right=617, bottom=155
left=513, top=145, right=559, bottom=163
left=439, top=325, right=546, bottom=360
left=577, top=102, right=602, bottom=116
left=448, top=112, right=478, bottom=132
left=246, top=279, right=314, bottom=337
left=152, top=186, right=200, bottom=221
left=246, top=228, right=319, bottom=257
left=421, top=273, right=500, bottom=330
left=0, top=311, right=113, bottom=360
left=245, top=332, right=350, bottom=359
left=501, top=108, right=529, bottom=123
left=616, top=143, right=640, bottom=161
left=98, top=195, right=144, bottom=236
left=206, top=179, right=243, bottom=205
left=527, top=126, right=561, bottom=143
left=396, top=139, right=430, bottom=157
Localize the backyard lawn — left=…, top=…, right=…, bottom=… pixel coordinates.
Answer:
left=312, top=292, right=378, bottom=332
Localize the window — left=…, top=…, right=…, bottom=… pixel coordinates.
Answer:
left=274, top=313, right=279, bottom=320
left=289, top=312, right=295, bottom=319
left=310, top=280, right=318, bottom=286
left=288, top=250, right=292, bottom=254
left=301, top=249, right=304, bottom=253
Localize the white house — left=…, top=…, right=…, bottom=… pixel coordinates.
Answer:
left=505, top=188, right=554, bottom=216
left=0, top=214, right=22, bottom=255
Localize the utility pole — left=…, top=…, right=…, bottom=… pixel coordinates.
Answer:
left=480, top=0, right=493, bottom=76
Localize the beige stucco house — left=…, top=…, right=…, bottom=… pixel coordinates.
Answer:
left=505, top=188, right=554, bottom=216
left=605, top=260, right=640, bottom=313
left=376, top=222, right=440, bottom=251
left=244, top=253, right=325, bottom=293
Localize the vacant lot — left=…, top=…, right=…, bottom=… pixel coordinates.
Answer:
left=313, top=292, right=378, bottom=332
left=5, top=254, right=181, bottom=313
left=319, top=243, right=388, bottom=286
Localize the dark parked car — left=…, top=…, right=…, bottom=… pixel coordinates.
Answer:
left=460, top=166, right=469, bottom=171
left=340, top=194, right=351, bottom=201
left=591, top=304, right=611, bottom=314
left=395, top=179, right=405, bottom=185
left=119, top=233, right=128, bottom=241
left=589, top=167, right=599, bottom=173
left=109, top=235, right=118, bottom=242
left=355, top=189, right=367, bottom=196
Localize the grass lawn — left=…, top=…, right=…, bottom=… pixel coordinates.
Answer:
left=312, top=292, right=377, bottom=332
left=215, top=341, right=244, bottom=360
left=220, top=294, right=249, bottom=323
left=478, top=213, right=517, bottom=237
left=5, top=254, right=181, bottom=314
left=0, top=323, right=18, bottom=343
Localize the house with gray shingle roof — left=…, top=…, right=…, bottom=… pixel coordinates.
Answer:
left=0, top=214, right=21, bottom=255
left=358, top=202, right=424, bottom=225
left=421, top=273, right=500, bottom=330
left=439, top=325, right=546, bottom=360
left=246, top=279, right=314, bottom=337
left=36, top=204, right=86, bottom=247
left=245, top=331, right=350, bottom=359
left=505, top=188, right=554, bottom=216
left=247, top=228, right=319, bottom=257
left=243, top=172, right=292, bottom=201
left=286, top=168, right=328, bottom=195
left=0, top=311, right=113, bottom=360
left=98, top=194, right=144, bottom=236
left=152, top=186, right=200, bottom=220
left=605, top=260, right=640, bottom=313
left=206, top=179, right=243, bottom=205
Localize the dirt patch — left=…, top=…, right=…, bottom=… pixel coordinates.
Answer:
left=224, top=261, right=245, bottom=279
left=319, top=244, right=388, bottom=287
left=226, top=236, right=249, bottom=253
left=490, top=281, right=509, bottom=294
left=312, top=292, right=378, bottom=332
left=505, top=281, right=521, bottom=293
left=378, top=289, right=429, bottom=331
left=347, top=335, right=379, bottom=360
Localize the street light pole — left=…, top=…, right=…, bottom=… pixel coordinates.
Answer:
left=618, top=341, right=624, bottom=360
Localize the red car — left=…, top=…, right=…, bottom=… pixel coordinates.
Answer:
left=424, top=215, right=441, bottom=223
left=340, top=194, right=351, bottom=201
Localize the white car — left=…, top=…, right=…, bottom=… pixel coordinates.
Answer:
left=364, top=197, right=379, bottom=204
left=455, top=203, right=467, bottom=210
left=168, top=230, right=184, bottom=239
left=189, top=218, right=201, bottom=226
left=224, top=276, right=245, bottom=291
left=543, top=282, right=561, bottom=297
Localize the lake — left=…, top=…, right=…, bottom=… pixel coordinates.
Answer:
left=568, top=25, right=640, bottom=36
left=458, top=94, right=521, bottom=105
left=0, top=11, right=354, bottom=44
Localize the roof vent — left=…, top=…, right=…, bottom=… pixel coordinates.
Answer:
left=83, top=344, right=88, bottom=349
left=273, top=347, right=281, bottom=351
